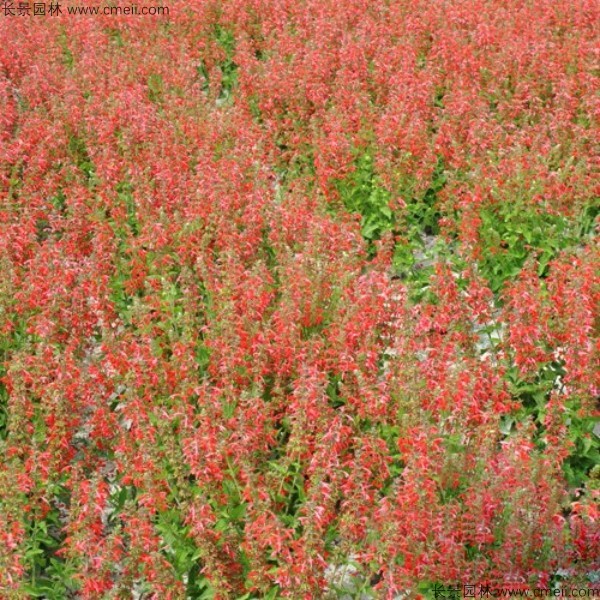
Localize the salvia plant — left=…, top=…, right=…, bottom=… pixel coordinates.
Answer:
left=0, top=0, right=598, bottom=598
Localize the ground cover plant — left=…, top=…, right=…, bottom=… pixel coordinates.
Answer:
left=0, top=0, right=598, bottom=598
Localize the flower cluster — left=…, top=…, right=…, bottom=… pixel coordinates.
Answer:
left=0, top=1, right=597, bottom=597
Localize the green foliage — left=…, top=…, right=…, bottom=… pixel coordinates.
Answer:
left=563, top=412, right=600, bottom=490
left=477, top=202, right=579, bottom=293
left=67, top=135, right=95, bottom=185
left=505, top=362, right=600, bottom=490
left=336, top=152, right=393, bottom=249
left=0, top=379, right=7, bottom=441
left=106, top=181, right=140, bottom=322
left=576, top=197, right=599, bottom=238
left=22, top=488, right=79, bottom=599
left=116, top=180, right=139, bottom=237
left=215, top=26, right=238, bottom=98
left=51, top=190, right=67, bottom=214
left=377, top=422, right=405, bottom=496
left=105, top=26, right=125, bottom=47
left=147, top=73, right=165, bottom=103
left=505, top=361, right=564, bottom=435
left=0, top=318, right=29, bottom=441
left=155, top=509, right=215, bottom=599
left=326, top=373, right=344, bottom=409
left=58, top=29, right=74, bottom=69
left=198, top=25, right=239, bottom=103
left=406, top=156, right=445, bottom=237
left=269, top=458, right=305, bottom=531
left=335, top=151, right=447, bottom=298
left=108, top=264, right=135, bottom=324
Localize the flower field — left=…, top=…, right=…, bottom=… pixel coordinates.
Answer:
left=0, top=0, right=598, bottom=597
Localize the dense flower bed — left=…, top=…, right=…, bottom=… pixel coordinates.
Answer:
left=0, top=1, right=598, bottom=597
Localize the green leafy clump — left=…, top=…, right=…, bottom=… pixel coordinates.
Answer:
left=197, top=25, right=239, bottom=104
left=67, top=134, right=96, bottom=185
left=155, top=509, right=216, bottom=599
left=406, top=156, right=445, bottom=238
left=336, top=151, right=446, bottom=244
left=476, top=200, right=593, bottom=293
left=21, top=486, right=79, bottom=599
left=336, top=152, right=394, bottom=249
